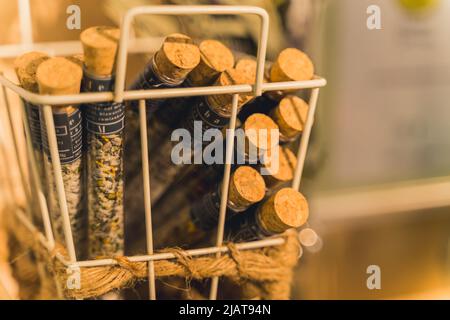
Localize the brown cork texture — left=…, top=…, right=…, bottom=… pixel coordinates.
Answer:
left=155, top=33, right=200, bottom=81
left=80, top=26, right=120, bottom=76
left=271, top=95, right=309, bottom=140
left=270, top=48, right=314, bottom=82
left=36, top=57, right=83, bottom=95
left=235, top=58, right=257, bottom=84
left=187, top=39, right=234, bottom=86
left=262, top=146, right=297, bottom=188
left=228, top=166, right=266, bottom=209
left=65, top=54, right=85, bottom=68
left=243, top=113, right=279, bottom=156
left=14, top=51, right=49, bottom=92
left=206, top=68, right=249, bottom=116
left=258, top=188, right=308, bottom=234
left=234, top=57, right=259, bottom=104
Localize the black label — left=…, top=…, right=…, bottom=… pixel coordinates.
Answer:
left=25, top=102, right=42, bottom=150
left=183, top=98, right=230, bottom=142
left=226, top=209, right=272, bottom=242
left=41, top=109, right=83, bottom=164
left=83, top=74, right=125, bottom=135
left=190, top=186, right=222, bottom=230
left=130, top=59, right=182, bottom=113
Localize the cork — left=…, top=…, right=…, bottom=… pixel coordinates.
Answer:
left=271, top=95, right=309, bottom=139
left=262, top=146, right=297, bottom=187
left=65, top=54, right=85, bottom=68
left=270, top=48, right=314, bottom=82
left=235, top=58, right=257, bottom=84
left=154, top=33, right=200, bottom=81
left=235, top=58, right=259, bottom=105
left=258, top=188, right=308, bottom=234
left=80, top=26, right=120, bottom=76
left=187, top=39, right=234, bottom=86
left=207, top=68, right=252, bottom=116
left=14, top=52, right=49, bottom=92
left=228, top=166, right=266, bottom=209
left=36, top=57, right=83, bottom=95
left=243, top=113, right=279, bottom=154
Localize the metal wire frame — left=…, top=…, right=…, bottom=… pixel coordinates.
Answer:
left=0, top=5, right=326, bottom=300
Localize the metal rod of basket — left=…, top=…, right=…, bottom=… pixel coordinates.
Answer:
left=19, top=100, right=55, bottom=248
left=292, top=87, right=320, bottom=191
left=1, top=84, right=34, bottom=217
left=114, top=5, right=269, bottom=103
left=0, top=74, right=326, bottom=106
left=42, top=105, right=78, bottom=263
left=209, top=93, right=240, bottom=300
left=138, top=99, right=157, bottom=300
left=1, top=4, right=327, bottom=301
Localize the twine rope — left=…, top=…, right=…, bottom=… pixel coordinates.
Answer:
left=5, top=210, right=301, bottom=300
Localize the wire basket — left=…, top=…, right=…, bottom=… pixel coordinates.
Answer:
left=0, top=5, right=326, bottom=300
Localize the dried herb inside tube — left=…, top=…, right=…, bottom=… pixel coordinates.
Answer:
left=14, top=51, right=49, bottom=223
left=36, top=57, right=86, bottom=259
left=226, top=188, right=309, bottom=242
left=81, top=26, right=124, bottom=257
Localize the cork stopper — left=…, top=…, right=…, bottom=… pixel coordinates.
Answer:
left=154, top=33, right=200, bottom=81
left=228, top=166, right=266, bottom=209
left=36, top=57, right=83, bottom=95
left=258, top=188, right=309, bottom=234
left=235, top=58, right=257, bottom=84
left=234, top=58, right=259, bottom=105
left=207, top=68, right=253, bottom=116
left=65, top=54, right=85, bottom=68
left=80, top=26, right=120, bottom=76
left=262, top=146, right=297, bottom=187
left=271, top=96, right=309, bottom=139
left=243, top=113, right=279, bottom=154
left=270, top=48, right=314, bottom=82
left=187, top=39, right=234, bottom=86
left=14, top=52, right=49, bottom=92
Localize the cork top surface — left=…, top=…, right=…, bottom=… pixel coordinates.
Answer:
left=14, top=51, right=49, bottom=92
left=277, top=96, right=309, bottom=133
left=230, top=166, right=266, bottom=205
left=80, top=26, right=120, bottom=49
left=243, top=113, right=279, bottom=151
left=271, top=48, right=314, bottom=82
left=81, top=26, right=120, bottom=76
left=263, top=146, right=297, bottom=181
left=198, top=39, right=234, bottom=73
left=161, top=33, right=200, bottom=70
left=65, top=54, right=85, bottom=67
left=273, top=188, right=308, bottom=228
left=207, top=68, right=251, bottom=114
left=216, top=68, right=247, bottom=86
left=36, top=57, right=83, bottom=95
left=235, top=58, right=257, bottom=84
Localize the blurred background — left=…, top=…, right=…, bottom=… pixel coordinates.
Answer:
left=0, top=0, right=449, bottom=299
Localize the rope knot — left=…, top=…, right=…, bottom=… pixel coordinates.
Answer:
left=226, top=242, right=247, bottom=279
left=113, top=256, right=141, bottom=277
left=164, top=248, right=201, bottom=279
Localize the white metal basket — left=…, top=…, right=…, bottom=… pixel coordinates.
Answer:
left=0, top=4, right=326, bottom=300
